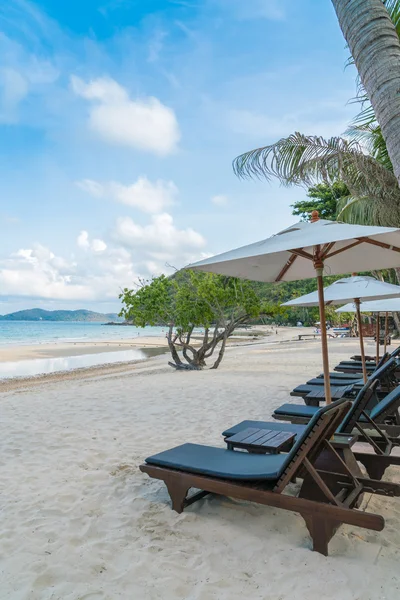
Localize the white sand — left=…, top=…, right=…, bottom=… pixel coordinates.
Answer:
left=1, top=337, right=400, bottom=599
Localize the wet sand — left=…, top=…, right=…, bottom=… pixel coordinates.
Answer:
left=0, top=336, right=169, bottom=362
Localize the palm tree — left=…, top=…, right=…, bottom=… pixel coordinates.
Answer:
left=330, top=0, right=400, bottom=183
left=233, top=1, right=400, bottom=228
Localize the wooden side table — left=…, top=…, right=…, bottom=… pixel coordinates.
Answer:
left=224, top=427, right=296, bottom=454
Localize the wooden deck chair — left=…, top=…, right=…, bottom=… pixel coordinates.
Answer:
left=273, top=383, right=400, bottom=440
left=140, top=400, right=400, bottom=555
left=341, top=345, right=400, bottom=367
left=291, top=357, right=397, bottom=405
left=224, top=382, right=400, bottom=480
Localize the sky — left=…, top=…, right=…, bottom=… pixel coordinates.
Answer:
left=0, top=0, right=359, bottom=314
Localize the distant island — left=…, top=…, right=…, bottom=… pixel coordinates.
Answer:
left=0, top=309, right=124, bottom=322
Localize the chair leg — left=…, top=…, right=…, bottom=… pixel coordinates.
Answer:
left=165, top=479, right=190, bottom=513
left=302, top=514, right=337, bottom=556
left=354, top=454, right=389, bottom=481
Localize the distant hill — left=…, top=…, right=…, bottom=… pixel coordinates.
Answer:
left=0, top=309, right=123, bottom=322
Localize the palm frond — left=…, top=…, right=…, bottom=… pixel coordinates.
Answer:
left=345, top=123, right=393, bottom=171
left=233, top=133, right=359, bottom=183
left=233, top=132, right=400, bottom=227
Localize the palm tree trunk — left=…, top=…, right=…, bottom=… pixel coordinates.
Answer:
left=331, top=0, right=400, bottom=184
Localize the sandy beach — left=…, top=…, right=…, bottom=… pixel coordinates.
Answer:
left=1, top=334, right=400, bottom=599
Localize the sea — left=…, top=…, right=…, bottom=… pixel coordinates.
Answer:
left=0, top=321, right=166, bottom=346
left=0, top=321, right=168, bottom=379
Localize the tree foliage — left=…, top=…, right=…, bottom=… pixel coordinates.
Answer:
left=291, top=182, right=349, bottom=221
left=120, top=271, right=278, bottom=370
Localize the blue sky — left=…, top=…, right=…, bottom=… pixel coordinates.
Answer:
left=0, top=0, right=359, bottom=313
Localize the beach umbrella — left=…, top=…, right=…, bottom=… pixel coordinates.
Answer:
left=282, top=276, right=400, bottom=382
left=337, top=297, right=400, bottom=356
left=187, top=213, right=400, bottom=402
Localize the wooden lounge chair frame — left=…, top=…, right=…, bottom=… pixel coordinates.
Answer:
left=273, top=382, right=400, bottom=480
left=140, top=400, right=400, bottom=555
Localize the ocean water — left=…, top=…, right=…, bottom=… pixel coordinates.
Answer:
left=0, top=348, right=166, bottom=379
left=0, top=321, right=167, bottom=346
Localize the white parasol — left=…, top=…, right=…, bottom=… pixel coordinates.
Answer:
left=337, top=297, right=400, bottom=358
left=282, top=276, right=400, bottom=382
left=188, top=213, right=400, bottom=402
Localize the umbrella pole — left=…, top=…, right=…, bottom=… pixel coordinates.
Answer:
left=316, top=267, right=332, bottom=404
left=376, top=312, right=380, bottom=364
left=355, top=298, right=368, bottom=383
left=384, top=311, right=389, bottom=354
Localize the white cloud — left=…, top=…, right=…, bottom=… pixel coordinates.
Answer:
left=113, top=213, right=205, bottom=254
left=77, top=177, right=177, bottom=214
left=91, top=238, right=107, bottom=253
left=0, top=216, right=207, bottom=302
left=71, top=75, right=180, bottom=155
left=211, top=194, right=229, bottom=207
left=77, top=230, right=90, bottom=249
left=77, top=230, right=107, bottom=253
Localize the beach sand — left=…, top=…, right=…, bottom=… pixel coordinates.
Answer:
left=1, top=335, right=400, bottom=599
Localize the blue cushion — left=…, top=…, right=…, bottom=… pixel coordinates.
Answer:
left=338, top=361, right=376, bottom=367
left=273, top=403, right=319, bottom=418
left=370, top=387, right=400, bottom=420
left=145, top=443, right=287, bottom=480
left=222, top=420, right=306, bottom=438
left=291, top=384, right=315, bottom=396
left=307, top=377, right=361, bottom=386
left=317, top=372, right=364, bottom=380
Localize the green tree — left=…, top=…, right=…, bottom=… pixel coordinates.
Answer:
left=120, top=271, right=275, bottom=370
left=291, top=182, right=349, bottom=221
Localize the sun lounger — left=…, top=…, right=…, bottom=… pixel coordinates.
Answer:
left=307, top=355, right=398, bottom=389
left=224, top=381, right=400, bottom=480
left=291, top=357, right=397, bottom=405
left=272, top=383, right=400, bottom=431
left=315, top=353, right=390, bottom=382
left=333, top=352, right=396, bottom=374
left=140, top=399, right=400, bottom=555
left=345, top=346, right=400, bottom=366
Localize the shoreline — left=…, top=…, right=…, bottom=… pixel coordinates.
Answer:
left=0, top=327, right=385, bottom=393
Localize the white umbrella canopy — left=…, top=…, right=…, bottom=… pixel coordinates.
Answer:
left=188, top=215, right=400, bottom=402
left=189, top=219, right=400, bottom=282
left=337, top=298, right=400, bottom=313
left=337, top=297, right=400, bottom=359
left=282, top=276, right=400, bottom=307
left=282, top=276, right=400, bottom=382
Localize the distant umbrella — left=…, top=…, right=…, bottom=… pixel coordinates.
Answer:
left=283, top=276, right=400, bottom=382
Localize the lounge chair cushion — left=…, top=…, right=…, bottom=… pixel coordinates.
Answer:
left=291, top=384, right=320, bottom=396
left=145, top=443, right=287, bottom=480
left=273, top=403, right=319, bottom=418
left=222, top=419, right=307, bottom=438
left=307, top=377, right=361, bottom=386
left=317, top=372, right=364, bottom=380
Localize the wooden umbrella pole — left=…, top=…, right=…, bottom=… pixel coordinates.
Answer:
left=355, top=298, right=368, bottom=383
left=375, top=312, right=380, bottom=364
left=316, top=266, right=332, bottom=404
left=384, top=311, right=389, bottom=354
